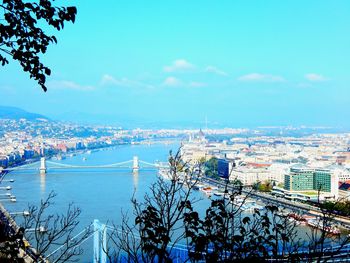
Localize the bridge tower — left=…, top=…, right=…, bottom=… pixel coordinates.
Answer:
left=93, top=219, right=107, bottom=263
left=40, top=157, right=46, bottom=174
left=133, top=156, right=139, bottom=171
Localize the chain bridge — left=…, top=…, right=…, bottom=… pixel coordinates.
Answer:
left=3, top=156, right=169, bottom=174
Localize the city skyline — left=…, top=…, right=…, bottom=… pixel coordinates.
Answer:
left=1, top=0, right=349, bottom=127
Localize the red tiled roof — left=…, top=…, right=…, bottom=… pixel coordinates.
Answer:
left=246, top=162, right=271, bottom=168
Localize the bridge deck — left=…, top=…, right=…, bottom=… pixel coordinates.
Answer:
left=4, top=158, right=169, bottom=172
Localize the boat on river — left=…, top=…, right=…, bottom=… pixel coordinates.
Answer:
left=201, top=186, right=213, bottom=196
left=213, top=191, right=225, bottom=197
left=193, top=183, right=204, bottom=190
left=307, top=218, right=340, bottom=235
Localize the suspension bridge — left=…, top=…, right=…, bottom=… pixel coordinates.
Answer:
left=2, top=156, right=169, bottom=174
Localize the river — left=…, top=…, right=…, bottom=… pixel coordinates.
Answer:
left=2, top=142, right=343, bottom=262
left=3, top=142, right=210, bottom=262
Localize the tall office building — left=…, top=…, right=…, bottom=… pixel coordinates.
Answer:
left=284, top=166, right=338, bottom=198
left=285, top=166, right=314, bottom=191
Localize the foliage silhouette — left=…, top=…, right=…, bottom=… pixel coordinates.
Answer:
left=104, top=152, right=350, bottom=262
left=0, top=0, right=77, bottom=91
left=0, top=191, right=91, bottom=263
left=104, top=150, right=202, bottom=262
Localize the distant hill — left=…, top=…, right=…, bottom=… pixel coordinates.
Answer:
left=0, top=105, right=48, bottom=121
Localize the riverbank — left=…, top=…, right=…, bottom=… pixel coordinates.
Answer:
left=201, top=176, right=350, bottom=232
left=1, top=138, right=180, bottom=173
left=4, top=143, right=180, bottom=262
left=3, top=142, right=350, bottom=262
left=0, top=203, right=37, bottom=262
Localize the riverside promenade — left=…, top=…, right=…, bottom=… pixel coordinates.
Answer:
left=203, top=176, right=350, bottom=228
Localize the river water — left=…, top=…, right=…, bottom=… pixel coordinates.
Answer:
left=2, top=142, right=342, bottom=262
left=4, top=142, right=210, bottom=262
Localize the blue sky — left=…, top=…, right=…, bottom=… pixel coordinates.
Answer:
left=1, top=0, right=349, bottom=128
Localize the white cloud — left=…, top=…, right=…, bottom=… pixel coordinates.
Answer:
left=163, top=59, right=195, bottom=72
left=238, top=73, right=285, bottom=83
left=162, top=78, right=206, bottom=88
left=100, top=74, right=118, bottom=85
left=100, top=74, right=154, bottom=89
left=305, top=73, right=328, bottom=82
left=205, top=66, right=228, bottom=76
left=48, top=80, right=94, bottom=91
left=162, top=77, right=182, bottom=87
